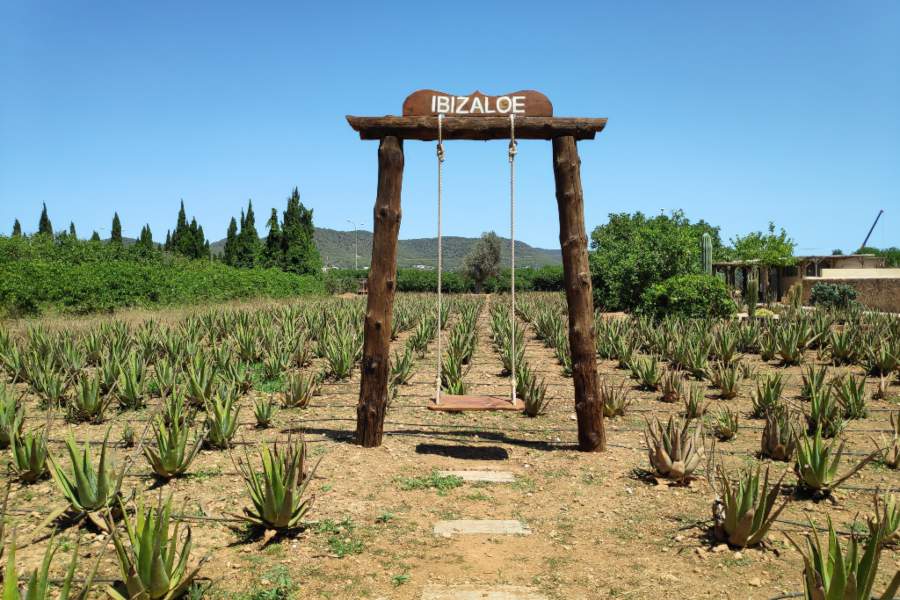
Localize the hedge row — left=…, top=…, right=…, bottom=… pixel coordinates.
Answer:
left=324, top=265, right=565, bottom=294
left=0, top=256, right=323, bottom=317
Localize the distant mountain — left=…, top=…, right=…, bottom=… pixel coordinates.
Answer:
left=210, top=228, right=561, bottom=270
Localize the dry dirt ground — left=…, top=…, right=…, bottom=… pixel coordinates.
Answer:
left=2, top=294, right=899, bottom=600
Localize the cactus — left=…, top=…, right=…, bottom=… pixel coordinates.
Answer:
left=701, top=232, right=713, bottom=276
left=746, top=275, right=759, bottom=318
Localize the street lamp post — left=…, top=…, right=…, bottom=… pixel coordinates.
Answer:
left=346, top=219, right=359, bottom=270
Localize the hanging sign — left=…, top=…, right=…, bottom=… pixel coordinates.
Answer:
left=402, top=90, right=553, bottom=117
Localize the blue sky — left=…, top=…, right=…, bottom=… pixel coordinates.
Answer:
left=1, top=1, right=898, bottom=254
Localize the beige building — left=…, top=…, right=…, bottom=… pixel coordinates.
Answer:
left=714, top=254, right=900, bottom=312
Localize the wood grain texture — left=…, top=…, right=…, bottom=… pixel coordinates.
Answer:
left=346, top=116, right=606, bottom=141
left=552, top=136, right=606, bottom=452
left=356, top=136, right=403, bottom=448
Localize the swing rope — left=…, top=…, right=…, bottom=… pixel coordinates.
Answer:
left=435, top=114, right=444, bottom=405
left=432, top=114, right=518, bottom=408
left=508, top=114, right=517, bottom=406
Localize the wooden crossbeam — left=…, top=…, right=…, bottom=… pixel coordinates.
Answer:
left=346, top=116, right=607, bottom=141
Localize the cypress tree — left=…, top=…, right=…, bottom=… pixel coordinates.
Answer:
left=12, top=219, right=22, bottom=237
left=111, top=213, right=123, bottom=244
left=224, top=217, right=238, bottom=266
left=137, top=224, right=154, bottom=251
left=68, top=222, right=77, bottom=239
left=235, top=199, right=260, bottom=268
left=281, top=187, right=322, bottom=275
left=196, top=224, right=209, bottom=259
left=263, top=208, right=282, bottom=268
left=164, top=230, right=171, bottom=250
left=38, top=203, right=53, bottom=236
left=90, top=231, right=101, bottom=242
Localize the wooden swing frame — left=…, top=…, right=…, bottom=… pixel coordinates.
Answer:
left=348, top=112, right=608, bottom=452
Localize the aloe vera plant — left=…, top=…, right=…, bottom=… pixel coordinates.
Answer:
left=117, top=352, right=147, bottom=410
left=712, top=406, right=739, bottom=441
left=644, top=416, right=704, bottom=483
left=800, top=364, right=828, bottom=400
left=282, top=372, right=317, bottom=409
left=153, top=357, right=179, bottom=398
left=390, top=347, right=415, bottom=387
left=203, top=389, right=241, bottom=449
left=868, top=493, right=899, bottom=548
left=67, top=373, right=113, bottom=424
left=787, top=515, right=900, bottom=600
left=708, top=362, right=740, bottom=399
left=48, top=429, right=122, bottom=516
left=832, top=373, right=868, bottom=420
left=683, top=383, right=709, bottom=419
left=232, top=437, right=320, bottom=531
left=254, top=396, right=277, bottom=428
left=712, top=465, right=788, bottom=548
left=516, top=362, right=549, bottom=418
left=761, top=407, right=798, bottom=461
left=751, top=373, right=785, bottom=418
left=878, top=411, right=899, bottom=469
left=441, top=352, right=468, bottom=395
left=10, top=428, right=49, bottom=483
left=806, top=386, right=845, bottom=438
left=2, top=531, right=94, bottom=600
left=600, top=380, right=631, bottom=418
left=162, top=392, right=194, bottom=428
left=143, top=416, right=204, bottom=480
left=0, top=384, right=23, bottom=449
left=659, top=369, right=684, bottom=403
left=185, top=353, right=217, bottom=407
left=794, top=428, right=878, bottom=497
left=630, top=355, right=661, bottom=391
left=107, top=495, right=207, bottom=600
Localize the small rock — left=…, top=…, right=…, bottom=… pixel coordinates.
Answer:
left=674, top=535, right=684, bottom=543
left=733, top=551, right=743, bottom=560
left=713, top=543, right=728, bottom=553
left=749, top=577, right=762, bottom=587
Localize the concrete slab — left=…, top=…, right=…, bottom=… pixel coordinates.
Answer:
left=433, top=520, right=531, bottom=537
left=437, top=470, right=515, bottom=483
left=422, top=585, right=547, bottom=600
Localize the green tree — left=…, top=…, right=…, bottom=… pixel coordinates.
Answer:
left=727, top=222, right=795, bottom=266
left=90, top=231, right=101, bottom=242
left=136, top=224, right=154, bottom=252
left=263, top=208, right=282, bottom=268
left=37, top=203, right=53, bottom=236
left=464, top=231, right=501, bottom=292
left=68, top=222, right=77, bottom=239
left=111, top=213, right=123, bottom=244
left=223, top=217, right=238, bottom=266
left=831, top=249, right=844, bottom=256
left=169, top=201, right=208, bottom=259
left=859, top=246, right=900, bottom=267
left=589, top=210, right=722, bottom=311
left=12, top=219, right=22, bottom=237
left=281, top=188, right=321, bottom=275
left=235, top=200, right=261, bottom=268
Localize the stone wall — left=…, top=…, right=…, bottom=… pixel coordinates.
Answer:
left=802, top=277, right=900, bottom=313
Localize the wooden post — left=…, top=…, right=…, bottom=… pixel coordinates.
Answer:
left=356, top=136, right=403, bottom=447
left=552, top=136, right=606, bottom=452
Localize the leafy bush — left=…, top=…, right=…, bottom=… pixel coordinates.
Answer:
left=640, top=274, right=735, bottom=320
left=0, top=235, right=324, bottom=316
left=809, top=282, right=858, bottom=309
left=589, top=210, right=722, bottom=311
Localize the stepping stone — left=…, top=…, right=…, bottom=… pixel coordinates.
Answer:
left=438, top=470, right=515, bottom=483
left=422, top=585, right=547, bottom=600
left=433, top=519, right=530, bottom=537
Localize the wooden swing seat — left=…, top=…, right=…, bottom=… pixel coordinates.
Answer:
left=428, top=394, right=522, bottom=412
